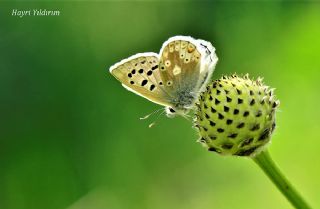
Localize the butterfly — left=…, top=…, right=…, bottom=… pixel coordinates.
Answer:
left=109, top=36, right=218, bottom=118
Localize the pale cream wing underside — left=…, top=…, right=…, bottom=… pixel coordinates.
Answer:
left=110, top=53, right=173, bottom=107
left=158, top=39, right=202, bottom=94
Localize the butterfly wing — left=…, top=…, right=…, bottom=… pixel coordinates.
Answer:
left=109, top=53, right=173, bottom=107
left=196, top=38, right=219, bottom=92
left=157, top=36, right=218, bottom=109
left=109, top=36, right=218, bottom=112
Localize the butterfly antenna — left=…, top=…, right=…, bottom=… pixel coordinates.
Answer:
left=140, top=108, right=164, bottom=120
left=148, top=109, right=166, bottom=128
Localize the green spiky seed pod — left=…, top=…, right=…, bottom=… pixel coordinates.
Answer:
left=194, top=74, right=280, bottom=157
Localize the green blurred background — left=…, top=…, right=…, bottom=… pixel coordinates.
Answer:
left=1, top=1, right=320, bottom=209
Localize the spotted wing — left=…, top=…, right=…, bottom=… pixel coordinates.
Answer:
left=109, top=53, right=173, bottom=107
left=157, top=37, right=203, bottom=108
left=158, top=36, right=218, bottom=107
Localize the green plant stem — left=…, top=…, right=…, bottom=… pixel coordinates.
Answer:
left=253, top=150, right=311, bottom=209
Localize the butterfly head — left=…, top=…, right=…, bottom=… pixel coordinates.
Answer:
left=165, top=107, right=189, bottom=118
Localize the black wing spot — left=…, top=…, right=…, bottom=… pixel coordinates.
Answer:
left=150, top=84, right=155, bottom=91
left=238, top=98, right=243, bottom=104
left=226, top=96, right=232, bottom=102
left=130, top=81, right=134, bottom=85
left=226, top=119, right=233, bottom=125
left=211, top=107, right=217, bottom=113
left=147, top=71, right=152, bottom=76
left=218, top=113, right=224, bottom=120
left=128, top=73, right=132, bottom=78
left=141, top=80, right=148, bottom=86
left=233, top=109, right=239, bottom=115
left=138, top=69, right=144, bottom=74
left=159, top=81, right=163, bottom=85
left=243, top=111, right=249, bottom=117
left=224, top=106, right=229, bottom=112
left=250, top=99, right=255, bottom=106
left=209, top=121, right=215, bottom=126
left=151, top=65, right=158, bottom=70
left=131, top=69, right=136, bottom=74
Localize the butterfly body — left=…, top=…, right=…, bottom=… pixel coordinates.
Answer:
left=109, top=36, right=218, bottom=117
